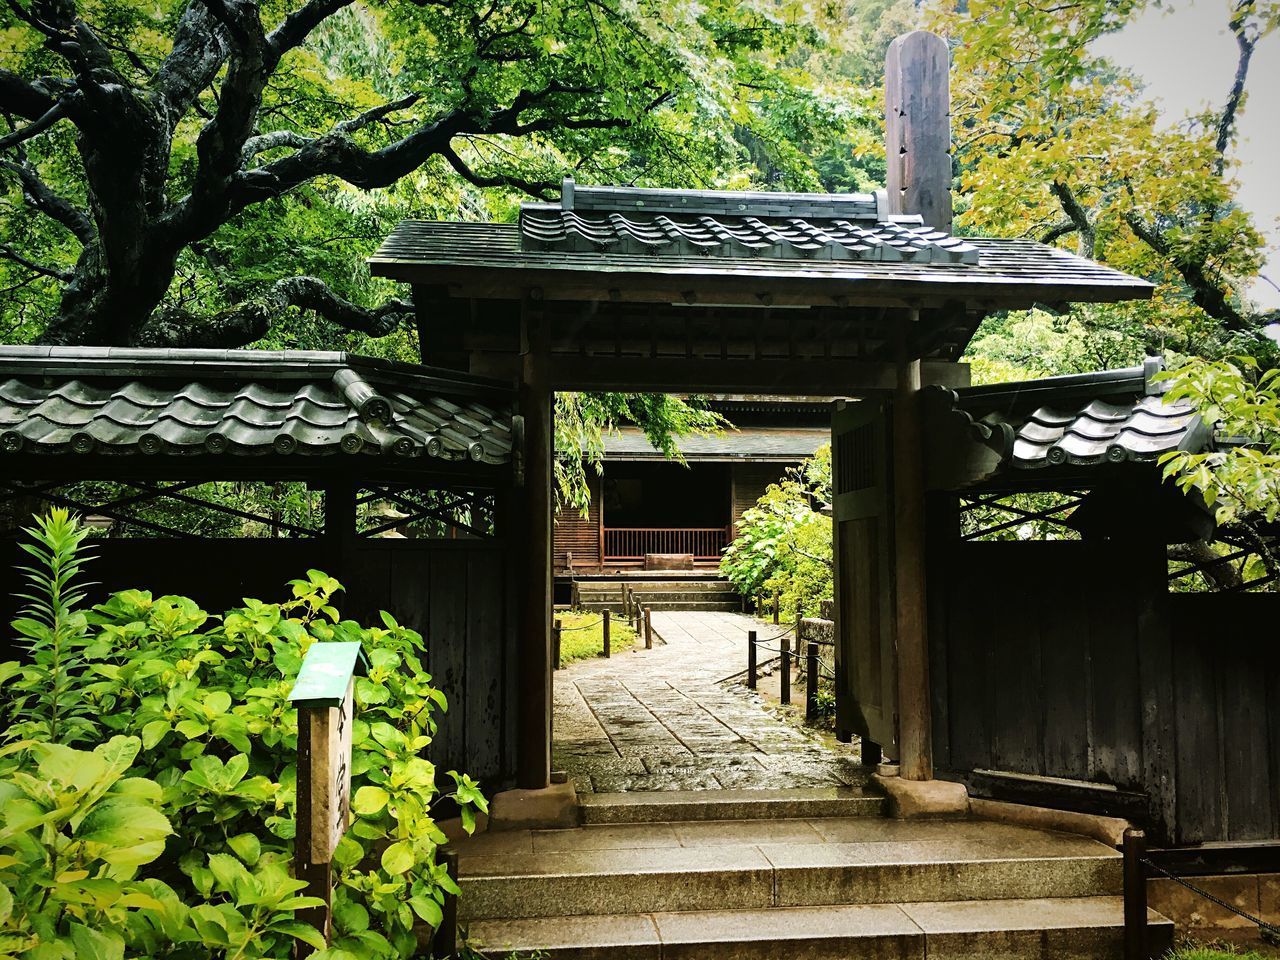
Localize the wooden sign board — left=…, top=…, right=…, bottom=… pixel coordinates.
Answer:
left=288, top=641, right=366, bottom=864
left=305, top=677, right=354, bottom=863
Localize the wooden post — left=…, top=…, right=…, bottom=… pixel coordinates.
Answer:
left=602, top=610, right=611, bottom=658
left=893, top=316, right=933, bottom=781
left=431, top=849, right=459, bottom=959
left=806, top=641, right=819, bottom=723
left=885, top=30, right=952, bottom=232
left=1123, top=828, right=1148, bottom=960
left=643, top=606, right=653, bottom=649
left=780, top=636, right=792, bottom=706
left=748, top=630, right=758, bottom=690
left=516, top=290, right=553, bottom=790
left=553, top=618, right=562, bottom=669
left=772, top=591, right=780, bottom=625
left=289, top=642, right=366, bottom=956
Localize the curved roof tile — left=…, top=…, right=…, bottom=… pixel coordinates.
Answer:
left=0, top=347, right=514, bottom=465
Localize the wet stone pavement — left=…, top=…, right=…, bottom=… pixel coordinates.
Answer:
left=552, top=610, right=866, bottom=793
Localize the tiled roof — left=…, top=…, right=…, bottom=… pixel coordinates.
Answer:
left=947, top=360, right=1211, bottom=470
left=602, top=425, right=828, bottom=461
left=0, top=347, right=513, bottom=464
left=371, top=225, right=1153, bottom=312
left=519, top=207, right=980, bottom=265
left=1010, top=394, right=1200, bottom=468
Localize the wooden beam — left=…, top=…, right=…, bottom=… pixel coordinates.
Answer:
left=885, top=31, right=953, bottom=232
left=515, top=291, right=553, bottom=789
left=893, top=315, right=933, bottom=781
left=542, top=356, right=969, bottom=394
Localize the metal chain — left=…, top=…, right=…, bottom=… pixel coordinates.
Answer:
left=1140, top=858, right=1280, bottom=944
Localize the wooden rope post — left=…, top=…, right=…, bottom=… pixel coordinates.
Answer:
left=748, top=630, right=758, bottom=690
left=773, top=590, right=780, bottom=625
left=602, top=610, right=611, bottom=658
left=780, top=635, right=792, bottom=706
left=1123, top=828, right=1148, bottom=960
left=289, top=641, right=367, bottom=957
left=430, top=849, right=459, bottom=959
left=806, top=641, right=819, bottom=723
left=643, top=607, right=653, bottom=649
left=553, top=618, right=562, bottom=670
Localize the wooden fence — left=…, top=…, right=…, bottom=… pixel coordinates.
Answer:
left=926, top=535, right=1280, bottom=845
left=603, top=526, right=729, bottom=563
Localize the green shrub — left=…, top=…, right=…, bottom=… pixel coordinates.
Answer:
left=0, top=509, right=485, bottom=959
left=720, top=446, right=833, bottom=621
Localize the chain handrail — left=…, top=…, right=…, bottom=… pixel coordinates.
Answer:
left=1140, top=857, right=1280, bottom=944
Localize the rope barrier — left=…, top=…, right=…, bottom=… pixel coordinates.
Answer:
left=1141, top=858, right=1280, bottom=944
left=556, top=612, right=636, bottom=632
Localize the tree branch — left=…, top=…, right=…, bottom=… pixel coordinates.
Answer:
left=1215, top=0, right=1259, bottom=173
left=1040, top=219, right=1078, bottom=244
left=0, top=242, right=71, bottom=280
left=149, top=0, right=231, bottom=126
left=268, top=0, right=355, bottom=57
left=1050, top=180, right=1095, bottom=257
left=0, top=158, right=95, bottom=242
left=136, top=275, right=412, bottom=347
left=0, top=69, right=62, bottom=121
left=0, top=95, right=73, bottom=151
left=439, top=143, right=557, bottom=198
left=1124, top=210, right=1250, bottom=330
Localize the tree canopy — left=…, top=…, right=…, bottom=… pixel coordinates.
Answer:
left=0, top=0, right=859, bottom=348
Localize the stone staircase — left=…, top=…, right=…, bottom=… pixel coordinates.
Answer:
left=451, top=789, right=1173, bottom=959
left=574, top=577, right=740, bottom=613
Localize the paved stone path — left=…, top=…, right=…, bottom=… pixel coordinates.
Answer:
left=553, top=610, right=865, bottom=792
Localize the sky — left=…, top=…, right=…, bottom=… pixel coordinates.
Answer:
left=1094, top=0, right=1280, bottom=311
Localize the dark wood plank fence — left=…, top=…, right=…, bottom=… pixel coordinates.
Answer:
left=928, top=532, right=1280, bottom=845
left=1, top=535, right=519, bottom=790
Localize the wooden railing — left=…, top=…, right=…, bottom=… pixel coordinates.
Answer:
left=603, top=527, right=730, bottom=562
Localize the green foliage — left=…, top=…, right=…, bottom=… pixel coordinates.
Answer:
left=555, top=393, right=726, bottom=515
left=935, top=0, right=1278, bottom=359
left=720, top=446, right=832, bottom=621
left=0, top=0, right=864, bottom=345
left=555, top=611, right=637, bottom=666
left=1166, top=945, right=1275, bottom=960
left=0, top=513, right=485, bottom=958
left=1158, top=356, right=1280, bottom=585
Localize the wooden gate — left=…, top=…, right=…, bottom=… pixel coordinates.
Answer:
left=831, top=400, right=898, bottom=758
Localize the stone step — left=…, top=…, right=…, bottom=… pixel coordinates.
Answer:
left=454, top=819, right=1122, bottom=921
left=464, top=896, right=1174, bottom=959
left=580, top=788, right=886, bottom=824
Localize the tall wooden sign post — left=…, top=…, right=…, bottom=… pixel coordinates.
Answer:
left=289, top=641, right=368, bottom=955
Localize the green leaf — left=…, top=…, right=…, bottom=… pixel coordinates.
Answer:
left=0, top=881, right=12, bottom=925
left=409, top=893, right=443, bottom=928
left=76, top=798, right=172, bottom=854
left=352, top=785, right=389, bottom=816
left=227, top=833, right=261, bottom=865
left=380, top=840, right=415, bottom=875
left=175, top=719, right=210, bottom=739
left=69, top=923, right=124, bottom=960
left=207, top=852, right=253, bottom=895
left=269, top=920, right=328, bottom=949
left=141, top=720, right=171, bottom=749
